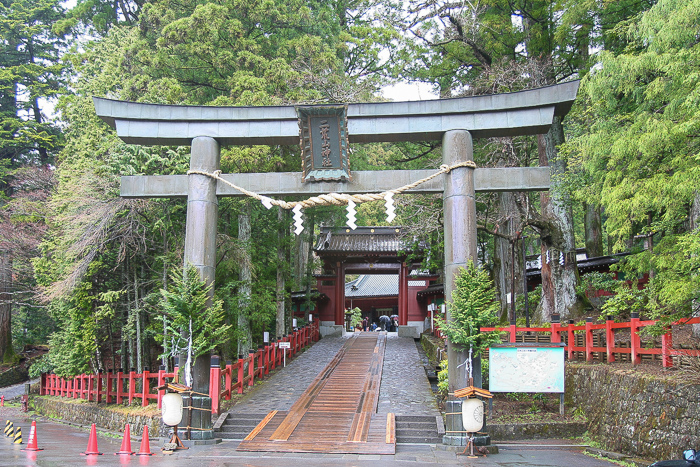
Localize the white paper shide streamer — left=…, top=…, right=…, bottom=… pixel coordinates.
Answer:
left=293, top=205, right=304, bottom=235
left=384, top=192, right=395, bottom=223
left=346, top=200, right=357, bottom=230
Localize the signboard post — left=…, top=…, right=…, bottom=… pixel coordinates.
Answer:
left=278, top=341, right=291, bottom=367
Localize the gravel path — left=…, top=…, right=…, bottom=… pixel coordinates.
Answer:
left=0, top=378, right=38, bottom=401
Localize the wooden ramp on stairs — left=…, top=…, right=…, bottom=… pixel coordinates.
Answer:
left=236, top=333, right=395, bottom=454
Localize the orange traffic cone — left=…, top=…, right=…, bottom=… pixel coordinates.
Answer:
left=21, top=421, right=43, bottom=451
left=114, top=424, right=134, bottom=455
left=80, top=423, right=103, bottom=455
left=135, top=426, right=152, bottom=456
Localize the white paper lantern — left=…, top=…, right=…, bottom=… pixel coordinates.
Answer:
left=462, top=398, right=484, bottom=433
left=162, top=393, right=183, bottom=427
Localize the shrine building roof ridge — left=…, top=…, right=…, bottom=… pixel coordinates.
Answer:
left=315, top=226, right=404, bottom=254
left=93, top=81, right=579, bottom=146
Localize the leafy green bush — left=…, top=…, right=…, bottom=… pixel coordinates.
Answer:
left=436, top=260, right=503, bottom=356
left=437, top=359, right=448, bottom=395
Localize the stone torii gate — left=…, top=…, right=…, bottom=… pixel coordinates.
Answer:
left=93, top=80, right=578, bottom=439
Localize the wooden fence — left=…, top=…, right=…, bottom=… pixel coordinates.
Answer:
left=40, top=320, right=320, bottom=415
left=479, top=313, right=700, bottom=368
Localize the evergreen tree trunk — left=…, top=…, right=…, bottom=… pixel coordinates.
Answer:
left=493, top=193, right=523, bottom=322
left=237, top=206, right=252, bottom=355
left=691, top=191, right=700, bottom=338
left=584, top=202, right=604, bottom=258
left=276, top=207, right=286, bottom=337
left=0, top=250, right=14, bottom=363
left=134, top=266, right=142, bottom=373
left=537, top=118, right=581, bottom=321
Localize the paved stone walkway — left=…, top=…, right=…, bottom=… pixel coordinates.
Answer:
left=229, top=333, right=440, bottom=418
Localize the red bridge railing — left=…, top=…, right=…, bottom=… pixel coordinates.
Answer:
left=479, top=314, right=700, bottom=368
left=40, top=319, right=320, bottom=415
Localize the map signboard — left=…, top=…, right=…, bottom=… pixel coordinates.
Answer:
left=488, top=343, right=565, bottom=393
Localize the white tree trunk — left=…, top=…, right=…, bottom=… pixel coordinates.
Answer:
left=184, top=318, right=193, bottom=387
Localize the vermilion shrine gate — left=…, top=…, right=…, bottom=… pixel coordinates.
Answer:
left=93, top=80, right=579, bottom=439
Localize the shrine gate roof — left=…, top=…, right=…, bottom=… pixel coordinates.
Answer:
left=314, top=227, right=404, bottom=255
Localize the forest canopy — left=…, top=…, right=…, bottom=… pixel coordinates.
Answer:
left=0, top=0, right=697, bottom=372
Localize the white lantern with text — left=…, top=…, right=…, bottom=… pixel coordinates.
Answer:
left=461, top=398, right=484, bottom=433
left=162, top=393, right=184, bottom=427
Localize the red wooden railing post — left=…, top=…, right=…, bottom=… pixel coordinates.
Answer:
left=264, top=344, right=270, bottom=376
left=97, top=371, right=104, bottom=403
left=550, top=313, right=561, bottom=343
left=87, top=374, right=94, bottom=402
left=237, top=355, right=245, bottom=394
left=60, top=376, right=65, bottom=397
left=73, top=376, right=78, bottom=399
left=630, top=313, right=641, bottom=365
left=116, top=369, right=124, bottom=404
left=509, top=322, right=517, bottom=343
left=142, top=368, right=150, bottom=407
left=248, top=349, right=255, bottom=387
left=257, top=346, right=264, bottom=379
left=585, top=317, right=594, bottom=362
left=128, top=368, right=136, bottom=405
left=662, top=328, right=673, bottom=368
left=210, top=356, right=221, bottom=416
left=157, top=366, right=166, bottom=409
left=567, top=320, right=575, bottom=360
left=605, top=316, right=616, bottom=363
left=271, top=340, right=277, bottom=371
left=105, top=370, right=112, bottom=403
left=225, top=360, right=233, bottom=401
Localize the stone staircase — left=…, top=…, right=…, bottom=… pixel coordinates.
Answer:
left=217, top=413, right=445, bottom=445
left=395, top=415, right=444, bottom=444
left=216, top=413, right=266, bottom=440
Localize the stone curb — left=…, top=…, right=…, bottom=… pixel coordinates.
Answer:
left=585, top=447, right=652, bottom=467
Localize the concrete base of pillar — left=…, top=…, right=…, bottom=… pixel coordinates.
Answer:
left=180, top=437, right=222, bottom=446
left=183, top=396, right=213, bottom=440
left=398, top=325, right=420, bottom=338
left=319, top=324, right=344, bottom=338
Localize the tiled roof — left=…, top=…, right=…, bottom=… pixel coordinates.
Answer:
left=345, top=275, right=398, bottom=298
left=315, top=226, right=403, bottom=254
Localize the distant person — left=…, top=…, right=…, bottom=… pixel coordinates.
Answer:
left=361, top=317, right=368, bottom=332
left=379, top=314, right=391, bottom=331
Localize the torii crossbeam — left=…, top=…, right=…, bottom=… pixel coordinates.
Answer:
left=93, top=80, right=579, bottom=440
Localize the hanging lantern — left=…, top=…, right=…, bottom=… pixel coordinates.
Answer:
left=162, top=393, right=184, bottom=427
left=461, top=398, right=484, bottom=433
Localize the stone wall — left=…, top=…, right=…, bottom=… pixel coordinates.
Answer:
left=566, top=364, right=700, bottom=460
left=32, top=396, right=169, bottom=438
left=0, top=365, right=29, bottom=388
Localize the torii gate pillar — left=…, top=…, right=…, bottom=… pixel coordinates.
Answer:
left=442, top=130, right=479, bottom=392
left=182, top=136, right=219, bottom=440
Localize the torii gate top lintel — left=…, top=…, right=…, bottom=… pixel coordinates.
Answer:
left=93, top=81, right=579, bottom=146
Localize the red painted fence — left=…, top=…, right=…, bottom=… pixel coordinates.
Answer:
left=479, top=313, right=700, bottom=368
left=40, top=320, right=320, bottom=416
